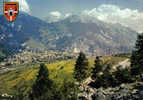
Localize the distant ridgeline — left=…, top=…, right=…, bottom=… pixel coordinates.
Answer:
left=0, top=12, right=137, bottom=56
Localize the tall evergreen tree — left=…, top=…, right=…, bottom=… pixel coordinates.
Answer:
left=74, top=52, right=89, bottom=82
left=131, top=33, right=143, bottom=75
left=91, top=56, right=103, bottom=80
left=102, top=64, right=115, bottom=87
left=31, top=63, right=53, bottom=99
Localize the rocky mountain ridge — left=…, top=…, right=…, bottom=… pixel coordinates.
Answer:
left=0, top=12, right=138, bottom=56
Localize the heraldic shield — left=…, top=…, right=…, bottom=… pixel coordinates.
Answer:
left=3, top=2, right=19, bottom=22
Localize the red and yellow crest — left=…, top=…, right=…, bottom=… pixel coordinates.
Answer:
left=3, top=2, right=19, bottom=22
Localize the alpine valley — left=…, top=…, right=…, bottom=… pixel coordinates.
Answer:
left=0, top=12, right=137, bottom=57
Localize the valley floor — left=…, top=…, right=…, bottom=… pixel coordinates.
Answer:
left=0, top=54, right=136, bottom=100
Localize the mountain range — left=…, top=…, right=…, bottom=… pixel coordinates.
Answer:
left=0, top=12, right=138, bottom=57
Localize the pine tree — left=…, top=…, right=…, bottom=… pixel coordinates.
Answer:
left=92, top=63, right=114, bottom=88
left=131, top=33, right=143, bottom=75
left=91, top=56, right=103, bottom=80
left=113, top=67, right=131, bottom=85
left=31, top=63, right=53, bottom=99
left=74, top=52, right=89, bottom=82
left=103, top=67, right=115, bottom=87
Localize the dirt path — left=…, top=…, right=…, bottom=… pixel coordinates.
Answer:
left=113, top=59, right=130, bottom=69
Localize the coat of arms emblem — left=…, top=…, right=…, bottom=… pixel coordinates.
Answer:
left=3, top=2, right=19, bottom=21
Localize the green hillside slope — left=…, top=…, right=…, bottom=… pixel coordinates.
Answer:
left=0, top=56, right=127, bottom=95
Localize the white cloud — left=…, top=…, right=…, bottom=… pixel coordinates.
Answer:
left=82, top=5, right=141, bottom=20
left=46, top=11, right=62, bottom=22
left=47, top=11, right=72, bottom=22
left=49, top=11, right=62, bottom=19
left=81, top=4, right=143, bottom=32
left=47, top=5, right=143, bottom=32
left=9, top=0, right=30, bottom=13
left=64, top=13, right=72, bottom=18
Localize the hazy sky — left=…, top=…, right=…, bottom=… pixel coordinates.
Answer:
left=7, top=0, right=143, bottom=18
left=4, top=0, right=143, bottom=32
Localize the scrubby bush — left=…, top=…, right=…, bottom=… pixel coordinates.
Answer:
left=113, top=67, right=132, bottom=85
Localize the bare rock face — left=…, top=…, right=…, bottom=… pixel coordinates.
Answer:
left=78, top=83, right=143, bottom=100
